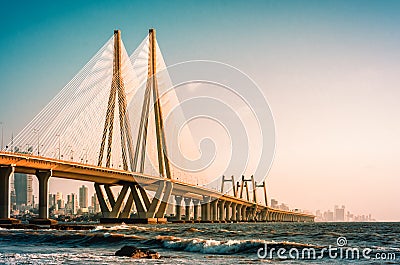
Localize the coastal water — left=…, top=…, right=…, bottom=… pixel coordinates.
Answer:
left=0, top=222, right=399, bottom=264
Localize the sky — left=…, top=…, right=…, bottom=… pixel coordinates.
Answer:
left=1, top=0, right=400, bottom=221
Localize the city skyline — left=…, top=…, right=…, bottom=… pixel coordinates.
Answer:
left=1, top=1, right=400, bottom=221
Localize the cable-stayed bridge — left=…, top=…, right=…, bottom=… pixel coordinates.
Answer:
left=0, top=29, right=314, bottom=224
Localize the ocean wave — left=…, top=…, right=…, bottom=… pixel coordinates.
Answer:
left=0, top=230, right=144, bottom=247
left=91, top=223, right=172, bottom=233
left=371, top=246, right=400, bottom=252
left=154, top=235, right=318, bottom=254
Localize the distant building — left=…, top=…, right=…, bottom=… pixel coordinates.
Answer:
left=79, top=185, right=88, bottom=209
left=14, top=173, right=33, bottom=208
left=334, top=205, right=345, bottom=221
left=49, top=193, right=57, bottom=210
left=56, top=192, right=64, bottom=210
left=271, top=199, right=278, bottom=208
left=66, top=193, right=78, bottom=215
left=279, top=203, right=289, bottom=211
left=10, top=174, right=16, bottom=210
left=91, top=193, right=100, bottom=213
left=324, top=210, right=334, bottom=221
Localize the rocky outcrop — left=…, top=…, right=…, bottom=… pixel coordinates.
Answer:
left=115, top=246, right=160, bottom=259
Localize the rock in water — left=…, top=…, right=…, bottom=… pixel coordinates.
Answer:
left=115, top=246, right=160, bottom=259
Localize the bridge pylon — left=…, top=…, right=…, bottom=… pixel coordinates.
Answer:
left=96, top=29, right=173, bottom=224
left=97, top=30, right=135, bottom=170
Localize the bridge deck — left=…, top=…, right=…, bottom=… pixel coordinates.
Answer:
left=0, top=152, right=314, bottom=218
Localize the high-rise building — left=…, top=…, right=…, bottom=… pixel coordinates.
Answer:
left=66, top=193, right=78, bottom=215
left=324, top=210, right=334, bottom=221
left=56, top=192, right=64, bottom=210
left=49, top=193, right=57, bottom=210
left=10, top=174, right=16, bottom=210
left=279, top=203, right=289, bottom=211
left=91, top=193, right=100, bottom=213
left=334, top=205, right=345, bottom=221
left=271, top=199, right=278, bottom=208
left=14, top=173, right=33, bottom=207
left=79, top=185, right=88, bottom=209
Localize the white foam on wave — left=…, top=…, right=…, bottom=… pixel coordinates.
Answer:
left=372, top=245, right=400, bottom=252
left=0, top=252, right=122, bottom=264
left=92, top=223, right=131, bottom=231
left=156, top=235, right=264, bottom=254
left=91, top=223, right=171, bottom=233
left=156, top=235, right=318, bottom=254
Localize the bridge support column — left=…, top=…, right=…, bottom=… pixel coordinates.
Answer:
left=231, top=203, right=237, bottom=222
left=37, top=170, right=51, bottom=219
left=193, top=199, right=200, bottom=221
left=242, top=206, right=248, bottom=221
left=211, top=199, right=218, bottom=222
left=237, top=204, right=242, bottom=221
left=261, top=209, right=267, bottom=221
left=31, top=170, right=56, bottom=225
left=184, top=197, right=191, bottom=221
left=175, top=196, right=182, bottom=220
left=0, top=166, right=19, bottom=224
left=218, top=200, right=225, bottom=222
left=225, top=201, right=231, bottom=222
left=248, top=206, right=255, bottom=222
left=201, top=196, right=210, bottom=222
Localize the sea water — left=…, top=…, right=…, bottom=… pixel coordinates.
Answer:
left=0, top=222, right=399, bottom=264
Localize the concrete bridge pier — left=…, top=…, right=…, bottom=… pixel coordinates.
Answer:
left=225, top=201, right=231, bottom=222
left=236, top=204, right=243, bottom=221
left=175, top=196, right=182, bottom=221
left=218, top=200, right=225, bottom=222
left=230, top=203, right=237, bottom=222
left=0, top=165, right=20, bottom=224
left=273, top=212, right=277, bottom=221
left=211, top=198, right=218, bottom=222
left=248, top=206, right=256, bottom=222
left=184, top=197, right=191, bottom=221
left=201, top=196, right=211, bottom=222
left=193, top=199, right=200, bottom=221
left=261, top=209, right=267, bottom=222
left=30, top=170, right=56, bottom=225
left=242, top=205, right=247, bottom=221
